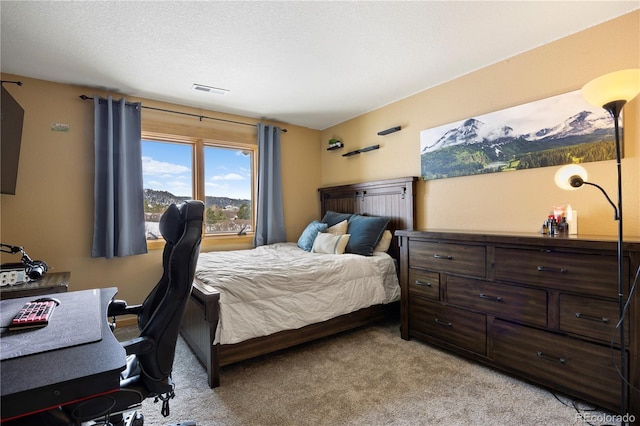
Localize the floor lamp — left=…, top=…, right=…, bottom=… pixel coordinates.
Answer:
left=554, top=69, right=640, bottom=418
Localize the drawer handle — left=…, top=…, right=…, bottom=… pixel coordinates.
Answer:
left=434, top=318, right=453, bottom=327
left=536, top=351, right=567, bottom=364
left=536, top=266, right=568, bottom=274
left=433, top=254, right=453, bottom=260
left=575, top=312, right=609, bottom=323
left=415, top=280, right=433, bottom=287
left=479, top=293, right=503, bottom=302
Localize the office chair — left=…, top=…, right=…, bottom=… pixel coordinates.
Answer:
left=55, top=200, right=204, bottom=426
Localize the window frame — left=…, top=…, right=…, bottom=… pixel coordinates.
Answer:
left=142, top=130, right=257, bottom=250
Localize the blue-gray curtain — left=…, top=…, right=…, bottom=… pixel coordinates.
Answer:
left=254, top=123, right=286, bottom=246
left=91, top=96, right=147, bottom=258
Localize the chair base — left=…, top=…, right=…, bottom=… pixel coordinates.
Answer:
left=120, top=411, right=144, bottom=426
left=117, top=411, right=143, bottom=426
left=83, top=411, right=196, bottom=426
left=81, top=410, right=143, bottom=426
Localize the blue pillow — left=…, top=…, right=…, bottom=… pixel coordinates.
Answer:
left=321, top=211, right=353, bottom=227
left=297, top=220, right=328, bottom=252
left=346, top=214, right=390, bottom=256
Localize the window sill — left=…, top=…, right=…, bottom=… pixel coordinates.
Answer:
left=200, top=233, right=254, bottom=251
left=146, top=233, right=255, bottom=252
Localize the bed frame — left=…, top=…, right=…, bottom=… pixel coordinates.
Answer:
left=180, top=176, right=417, bottom=388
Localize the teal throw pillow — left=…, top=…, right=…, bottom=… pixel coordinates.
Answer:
left=321, top=211, right=353, bottom=227
left=346, top=214, right=390, bottom=256
left=297, top=220, right=328, bottom=252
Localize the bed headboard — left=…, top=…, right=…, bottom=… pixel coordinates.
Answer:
left=318, top=176, right=418, bottom=262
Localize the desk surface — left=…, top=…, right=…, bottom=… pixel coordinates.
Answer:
left=1, top=289, right=102, bottom=360
left=0, top=288, right=126, bottom=421
left=0, top=271, right=70, bottom=300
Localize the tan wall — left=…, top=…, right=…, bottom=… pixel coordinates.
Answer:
left=2, top=11, right=639, bottom=304
left=321, top=11, right=640, bottom=238
left=0, top=75, right=322, bottom=303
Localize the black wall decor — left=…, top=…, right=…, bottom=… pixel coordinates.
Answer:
left=342, top=144, right=380, bottom=157
left=377, top=126, right=401, bottom=136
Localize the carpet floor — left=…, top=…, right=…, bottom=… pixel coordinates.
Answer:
left=116, top=320, right=619, bottom=426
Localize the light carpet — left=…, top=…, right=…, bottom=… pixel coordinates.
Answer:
left=117, top=320, right=619, bottom=426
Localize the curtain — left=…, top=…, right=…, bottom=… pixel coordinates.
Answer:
left=254, top=123, right=286, bottom=246
left=91, top=96, right=147, bottom=258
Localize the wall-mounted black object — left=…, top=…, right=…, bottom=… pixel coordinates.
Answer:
left=327, top=141, right=344, bottom=151
left=342, top=144, right=380, bottom=157
left=1, top=82, right=25, bottom=195
left=377, top=126, right=401, bottom=136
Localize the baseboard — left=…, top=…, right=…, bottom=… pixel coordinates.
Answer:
left=113, top=315, right=138, bottom=328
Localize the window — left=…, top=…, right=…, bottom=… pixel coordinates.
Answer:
left=202, top=145, right=253, bottom=235
left=141, top=132, right=255, bottom=241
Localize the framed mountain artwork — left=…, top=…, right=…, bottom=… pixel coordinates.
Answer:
left=420, top=90, right=618, bottom=180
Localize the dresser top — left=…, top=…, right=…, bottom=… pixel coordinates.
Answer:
left=395, top=229, right=640, bottom=251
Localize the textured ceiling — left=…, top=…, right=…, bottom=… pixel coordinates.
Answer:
left=1, top=1, right=638, bottom=130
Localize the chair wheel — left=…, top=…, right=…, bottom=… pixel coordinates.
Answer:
left=123, top=411, right=143, bottom=426
left=131, top=413, right=144, bottom=426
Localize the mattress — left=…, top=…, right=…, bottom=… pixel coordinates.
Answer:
left=195, top=242, right=399, bottom=344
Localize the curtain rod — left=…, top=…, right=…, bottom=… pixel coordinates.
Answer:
left=78, top=95, right=287, bottom=132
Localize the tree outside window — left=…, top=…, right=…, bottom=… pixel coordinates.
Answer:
left=141, top=135, right=255, bottom=240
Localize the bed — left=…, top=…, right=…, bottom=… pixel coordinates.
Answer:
left=179, top=176, right=417, bottom=387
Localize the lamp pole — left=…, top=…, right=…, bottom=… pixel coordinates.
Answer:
left=581, top=69, right=640, bottom=419
left=604, top=99, right=627, bottom=417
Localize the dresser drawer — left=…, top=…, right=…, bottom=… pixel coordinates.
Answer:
left=408, top=269, right=440, bottom=300
left=491, top=319, right=622, bottom=412
left=410, top=297, right=486, bottom=355
left=409, top=240, right=486, bottom=278
left=493, top=247, right=622, bottom=297
left=559, top=294, right=629, bottom=346
left=447, top=276, right=547, bottom=327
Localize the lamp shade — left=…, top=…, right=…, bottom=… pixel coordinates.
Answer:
left=582, top=69, right=640, bottom=108
left=554, top=164, right=588, bottom=191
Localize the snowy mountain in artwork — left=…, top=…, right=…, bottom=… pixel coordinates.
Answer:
left=421, top=110, right=612, bottom=154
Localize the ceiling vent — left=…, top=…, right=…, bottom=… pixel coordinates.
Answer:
left=192, top=84, right=229, bottom=95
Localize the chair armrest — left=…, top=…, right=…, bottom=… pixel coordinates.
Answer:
left=121, top=336, right=155, bottom=356
left=108, top=300, right=142, bottom=317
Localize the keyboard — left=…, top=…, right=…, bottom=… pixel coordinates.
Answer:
left=10, top=300, right=57, bottom=330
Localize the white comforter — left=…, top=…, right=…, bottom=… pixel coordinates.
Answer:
left=195, top=242, right=400, bottom=345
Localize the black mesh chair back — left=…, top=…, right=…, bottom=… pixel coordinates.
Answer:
left=136, top=200, right=204, bottom=392
left=26, top=201, right=205, bottom=426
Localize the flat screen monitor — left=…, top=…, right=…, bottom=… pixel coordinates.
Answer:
left=1, top=85, right=25, bottom=195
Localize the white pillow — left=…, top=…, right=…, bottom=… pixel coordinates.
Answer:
left=312, top=233, right=350, bottom=254
left=374, top=230, right=392, bottom=253
left=326, top=219, right=348, bottom=235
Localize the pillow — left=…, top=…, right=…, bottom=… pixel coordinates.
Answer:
left=326, top=219, right=348, bottom=235
left=321, top=211, right=353, bottom=227
left=297, top=220, right=328, bottom=252
left=374, top=230, right=393, bottom=253
left=345, top=214, right=390, bottom=256
left=312, top=233, right=350, bottom=254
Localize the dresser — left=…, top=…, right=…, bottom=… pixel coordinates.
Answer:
left=395, top=230, right=640, bottom=417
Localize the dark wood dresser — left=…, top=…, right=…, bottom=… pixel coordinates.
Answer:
left=395, top=230, right=640, bottom=418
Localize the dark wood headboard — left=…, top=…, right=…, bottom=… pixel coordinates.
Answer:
left=318, top=176, right=418, bottom=262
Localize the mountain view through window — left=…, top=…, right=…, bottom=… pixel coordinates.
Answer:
left=142, top=138, right=254, bottom=239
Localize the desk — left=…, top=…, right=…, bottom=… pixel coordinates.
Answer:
left=0, top=288, right=126, bottom=422
left=0, top=271, right=70, bottom=300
